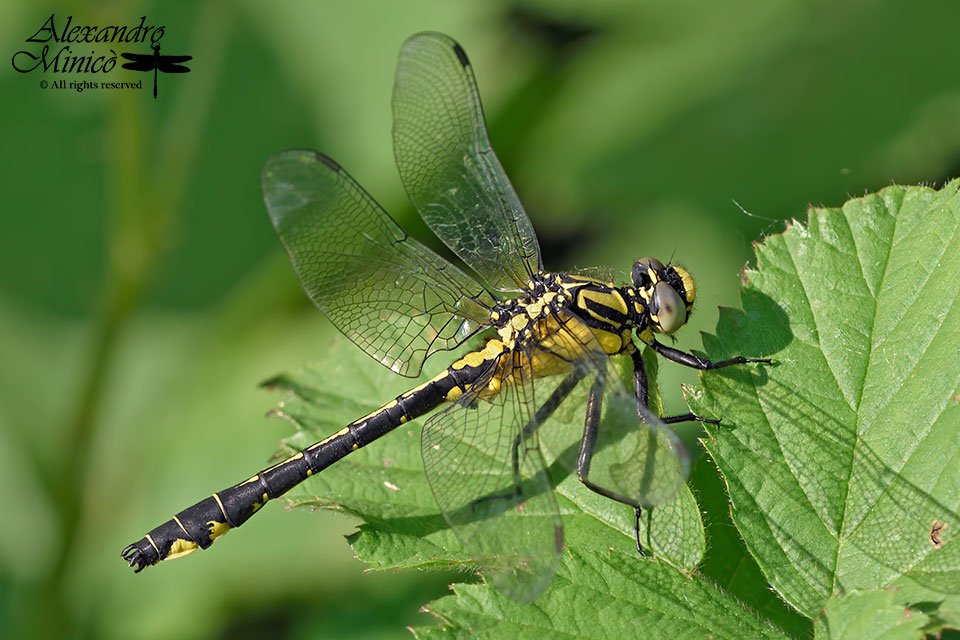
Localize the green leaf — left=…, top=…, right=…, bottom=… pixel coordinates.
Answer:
left=413, top=549, right=789, bottom=640
left=813, top=590, right=929, bottom=640
left=688, top=180, right=960, bottom=624
left=692, top=456, right=813, bottom=638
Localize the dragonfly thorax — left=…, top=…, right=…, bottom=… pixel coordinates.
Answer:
left=489, top=272, right=635, bottom=357
left=490, top=274, right=571, bottom=349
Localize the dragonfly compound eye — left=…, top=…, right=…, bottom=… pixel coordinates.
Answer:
left=651, top=281, right=686, bottom=334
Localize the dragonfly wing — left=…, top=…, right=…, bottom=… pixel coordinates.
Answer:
left=570, top=265, right=620, bottom=284
left=158, top=64, right=191, bottom=73
left=422, top=353, right=564, bottom=601
left=262, top=149, right=495, bottom=377
left=393, top=32, right=541, bottom=292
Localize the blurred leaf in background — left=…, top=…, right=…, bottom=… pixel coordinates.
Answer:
left=0, top=0, right=958, bottom=638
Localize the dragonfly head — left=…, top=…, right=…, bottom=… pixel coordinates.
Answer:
left=631, top=257, right=696, bottom=335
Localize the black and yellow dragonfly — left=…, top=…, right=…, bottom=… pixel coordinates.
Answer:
left=122, top=32, right=768, bottom=600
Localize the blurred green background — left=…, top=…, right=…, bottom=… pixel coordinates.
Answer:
left=1, top=0, right=958, bottom=638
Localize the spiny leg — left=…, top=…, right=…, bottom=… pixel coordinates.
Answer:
left=636, top=343, right=771, bottom=424
left=623, top=342, right=771, bottom=548
left=512, top=368, right=587, bottom=477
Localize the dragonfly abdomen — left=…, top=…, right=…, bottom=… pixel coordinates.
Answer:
left=122, top=361, right=474, bottom=571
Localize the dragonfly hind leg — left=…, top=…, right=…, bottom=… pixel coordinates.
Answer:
left=469, top=369, right=586, bottom=511
left=575, top=377, right=651, bottom=554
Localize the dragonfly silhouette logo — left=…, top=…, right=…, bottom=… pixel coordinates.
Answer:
left=12, top=14, right=192, bottom=100
left=121, top=43, right=191, bottom=98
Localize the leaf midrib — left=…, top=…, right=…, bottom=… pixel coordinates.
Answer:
left=831, top=195, right=894, bottom=593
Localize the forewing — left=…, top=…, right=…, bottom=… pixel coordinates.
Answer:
left=393, top=32, right=541, bottom=292
left=262, top=149, right=494, bottom=377
left=421, top=353, right=562, bottom=601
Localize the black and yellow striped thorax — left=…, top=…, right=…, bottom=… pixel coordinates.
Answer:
left=492, top=273, right=628, bottom=348
left=444, top=273, right=636, bottom=394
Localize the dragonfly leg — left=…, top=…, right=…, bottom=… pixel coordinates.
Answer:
left=471, top=369, right=586, bottom=510
left=647, top=340, right=771, bottom=371
left=632, top=348, right=721, bottom=425
left=511, top=368, right=587, bottom=478
left=576, top=377, right=649, bottom=554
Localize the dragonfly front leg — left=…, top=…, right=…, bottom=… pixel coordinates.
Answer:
left=647, top=339, right=772, bottom=372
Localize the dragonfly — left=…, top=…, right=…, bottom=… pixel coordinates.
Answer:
left=120, top=43, right=191, bottom=99
left=122, top=32, right=769, bottom=601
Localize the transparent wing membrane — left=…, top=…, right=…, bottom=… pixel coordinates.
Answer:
left=421, top=311, right=688, bottom=600
left=262, top=149, right=494, bottom=377
left=422, top=353, right=562, bottom=601
left=393, top=32, right=542, bottom=292
left=584, top=373, right=691, bottom=509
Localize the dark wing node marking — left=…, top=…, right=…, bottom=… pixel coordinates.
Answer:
left=452, top=43, right=470, bottom=67
left=262, top=149, right=494, bottom=377
left=393, top=32, right=542, bottom=292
